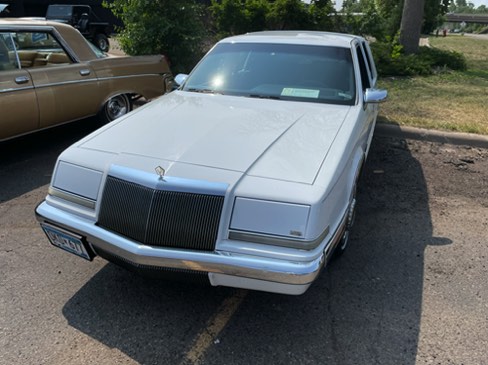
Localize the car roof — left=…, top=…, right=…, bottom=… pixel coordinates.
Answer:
left=0, top=18, right=97, bottom=61
left=0, top=17, right=71, bottom=31
left=219, top=31, right=362, bottom=48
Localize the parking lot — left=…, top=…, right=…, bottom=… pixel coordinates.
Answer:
left=1, top=120, right=487, bottom=365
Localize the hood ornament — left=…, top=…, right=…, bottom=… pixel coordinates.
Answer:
left=155, top=166, right=166, bottom=180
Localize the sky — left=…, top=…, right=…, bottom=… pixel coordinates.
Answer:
left=332, top=0, right=488, bottom=10
left=467, top=0, right=488, bottom=7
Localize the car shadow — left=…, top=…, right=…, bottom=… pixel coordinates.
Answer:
left=0, top=117, right=101, bottom=203
left=61, top=127, right=451, bottom=364
left=202, top=129, right=452, bottom=364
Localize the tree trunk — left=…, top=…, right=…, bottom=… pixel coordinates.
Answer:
left=399, top=0, right=426, bottom=54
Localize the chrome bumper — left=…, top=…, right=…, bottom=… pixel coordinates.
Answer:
left=36, top=200, right=345, bottom=295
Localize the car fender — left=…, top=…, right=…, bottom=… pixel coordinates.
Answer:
left=346, top=145, right=366, bottom=205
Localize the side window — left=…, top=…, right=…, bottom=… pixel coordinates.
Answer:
left=355, top=44, right=371, bottom=91
left=361, top=41, right=377, bottom=82
left=0, top=32, right=19, bottom=71
left=10, top=31, right=72, bottom=69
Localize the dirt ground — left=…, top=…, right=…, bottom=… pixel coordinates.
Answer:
left=376, top=135, right=488, bottom=204
left=108, top=37, right=125, bottom=56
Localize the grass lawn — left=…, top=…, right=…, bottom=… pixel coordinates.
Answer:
left=377, top=35, right=488, bottom=135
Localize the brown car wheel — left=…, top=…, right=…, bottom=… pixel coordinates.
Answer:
left=101, top=94, right=132, bottom=123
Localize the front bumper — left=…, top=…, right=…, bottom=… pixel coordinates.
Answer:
left=35, top=200, right=345, bottom=295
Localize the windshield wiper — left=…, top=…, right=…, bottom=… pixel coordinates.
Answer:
left=186, top=88, right=220, bottom=94
left=248, top=94, right=282, bottom=100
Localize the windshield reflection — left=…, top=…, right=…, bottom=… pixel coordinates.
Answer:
left=183, top=42, right=356, bottom=106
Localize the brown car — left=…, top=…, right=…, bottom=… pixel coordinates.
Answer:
left=0, top=18, right=173, bottom=142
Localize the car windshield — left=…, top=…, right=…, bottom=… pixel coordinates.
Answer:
left=183, top=42, right=356, bottom=105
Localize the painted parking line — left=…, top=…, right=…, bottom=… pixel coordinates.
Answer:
left=182, top=289, right=248, bottom=365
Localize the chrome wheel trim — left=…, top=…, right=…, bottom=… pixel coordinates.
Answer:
left=338, top=197, right=357, bottom=252
left=339, top=229, right=350, bottom=251
left=104, top=94, right=130, bottom=121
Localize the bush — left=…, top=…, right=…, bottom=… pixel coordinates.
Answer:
left=418, top=47, right=467, bottom=71
left=104, top=0, right=207, bottom=73
left=371, top=41, right=467, bottom=77
left=210, top=0, right=248, bottom=36
left=267, top=0, right=311, bottom=30
left=210, top=0, right=337, bottom=35
left=210, top=0, right=270, bottom=37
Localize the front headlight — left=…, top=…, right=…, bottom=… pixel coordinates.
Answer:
left=229, top=197, right=321, bottom=249
left=49, top=161, right=103, bottom=209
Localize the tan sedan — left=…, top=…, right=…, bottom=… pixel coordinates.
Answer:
left=0, top=18, right=173, bottom=142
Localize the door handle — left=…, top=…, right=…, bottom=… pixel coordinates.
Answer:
left=79, top=69, right=90, bottom=76
left=15, top=76, right=30, bottom=84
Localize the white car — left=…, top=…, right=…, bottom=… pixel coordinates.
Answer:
left=36, top=31, right=387, bottom=295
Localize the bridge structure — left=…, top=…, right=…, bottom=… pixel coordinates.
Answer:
left=446, top=13, right=488, bottom=24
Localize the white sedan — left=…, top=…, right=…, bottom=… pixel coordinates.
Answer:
left=36, top=31, right=387, bottom=295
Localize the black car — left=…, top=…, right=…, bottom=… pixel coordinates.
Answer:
left=45, top=4, right=111, bottom=51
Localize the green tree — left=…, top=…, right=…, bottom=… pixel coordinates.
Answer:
left=449, top=0, right=477, bottom=13
left=210, top=0, right=247, bottom=36
left=423, top=0, right=449, bottom=34
left=340, top=0, right=448, bottom=40
left=477, top=5, right=488, bottom=13
left=339, top=0, right=401, bottom=39
left=309, top=0, right=336, bottom=31
left=210, top=0, right=270, bottom=36
left=341, top=0, right=363, bottom=13
left=267, top=0, right=312, bottom=30
left=355, top=0, right=386, bottom=39
left=244, top=0, right=270, bottom=32
left=105, top=0, right=206, bottom=73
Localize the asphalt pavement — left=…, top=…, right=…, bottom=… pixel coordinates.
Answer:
left=1, top=120, right=487, bottom=365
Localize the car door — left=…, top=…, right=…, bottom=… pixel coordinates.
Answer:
left=11, top=30, right=100, bottom=129
left=0, top=32, right=39, bottom=141
left=355, top=42, right=377, bottom=154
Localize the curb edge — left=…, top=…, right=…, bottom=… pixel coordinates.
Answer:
left=375, top=123, right=488, bottom=149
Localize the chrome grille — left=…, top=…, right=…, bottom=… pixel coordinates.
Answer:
left=97, top=176, right=224, bottom=251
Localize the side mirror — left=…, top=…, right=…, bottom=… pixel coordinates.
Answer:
left=174, top=74, right=188, bottom=88
left=364, top=88, right=388, bottom=104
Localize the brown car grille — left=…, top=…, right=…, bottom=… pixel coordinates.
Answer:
left=97, top=176, right=224, bottom=251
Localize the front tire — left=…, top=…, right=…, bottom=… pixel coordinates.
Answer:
left=333, top=189, right=357, bottom=258
left=100, top=94, right=131, bottom=123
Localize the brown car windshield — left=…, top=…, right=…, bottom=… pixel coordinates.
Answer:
left=183, top=42, right=356, bottom=106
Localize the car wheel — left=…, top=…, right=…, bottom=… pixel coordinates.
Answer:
left=333, top=189, right=357, bottom=258
left=100, top=94, right=131, bottom=123
left=95, top=34, right=109, bottom=52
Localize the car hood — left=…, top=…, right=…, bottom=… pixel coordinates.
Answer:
left=78, top=91, right=350, bottom=185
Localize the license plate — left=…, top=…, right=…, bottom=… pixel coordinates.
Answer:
left=41, top=223, right=93, bottom=261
